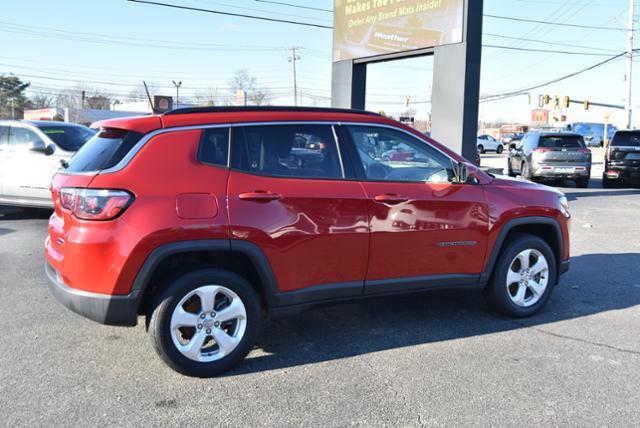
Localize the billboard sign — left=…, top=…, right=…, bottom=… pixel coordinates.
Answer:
left=333, top=0, right=465, bottom=62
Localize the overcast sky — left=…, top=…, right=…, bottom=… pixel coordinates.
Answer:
left=1, top=0, right=635, bottom=127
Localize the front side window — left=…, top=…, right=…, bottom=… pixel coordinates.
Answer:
left=231, top=124, right=342, bottom=179
left=8, top=127, right=43, bottom=148
left=347, top=125, right=453, bottom=183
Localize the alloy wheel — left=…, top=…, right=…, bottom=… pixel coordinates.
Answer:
left=169, top=285, right=247, bottom=362
left=505, top=249, right=549, bottom=308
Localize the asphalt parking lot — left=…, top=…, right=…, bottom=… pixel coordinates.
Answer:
left=1, top=161, right=639, bottom=426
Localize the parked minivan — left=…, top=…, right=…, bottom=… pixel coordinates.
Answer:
left=45, top=107, right=571, bottom=377
left=0, top=120, right=95, bottom=207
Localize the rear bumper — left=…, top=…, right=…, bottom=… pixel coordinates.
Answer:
left=45, top=262, right=141, bottom=326
left=532, top=164, right=590, bottom=178
left=605, top=165, right=640, bottom=180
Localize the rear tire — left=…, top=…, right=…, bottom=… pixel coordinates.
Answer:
left=602, top=174, right=617, bottom=188
left=521, top=162, right=532, bottom=180
left=507, top=161, right=515, bottom=177
left=483, top=234, right=557, bottom=318
left=148, top=269, right=261, bottom=377
left=478, top=144, right=485, bottom=154
left=496, top=145, right=504, bottom=154
left=575, top=177, right=590, bottom=188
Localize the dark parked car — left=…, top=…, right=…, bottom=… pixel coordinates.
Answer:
left=508, top=132, right=592, bottom=188
left=603, top=130, right=640, bottom=187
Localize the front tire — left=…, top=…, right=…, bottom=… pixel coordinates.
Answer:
left=483, top=234, right=557, bottom=318
left=478, top=144, right=485, bottom=154
left=148, top=269, right=261, bottom=377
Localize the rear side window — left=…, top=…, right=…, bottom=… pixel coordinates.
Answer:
left=539, top=136, right=584, bottom=149
left=231, top=124, right=343, bottom=179
left=611, top=131, right=640, bottom=147
left=199, top=128, right=229, bottom=167
left=66, top=128, right=144, bottom=173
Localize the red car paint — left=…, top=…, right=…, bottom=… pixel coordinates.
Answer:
left=45, top=108, right=570, bottom=323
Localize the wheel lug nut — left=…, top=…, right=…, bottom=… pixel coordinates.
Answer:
left=200, top=313, right=206, bottom=319
left=211, top=312, right=216, bottom=317
left=214, top=321, right=220, bottom=327
left=206, top=329, right=211, bottom=334
left=197, top=324, right=203, bottom=329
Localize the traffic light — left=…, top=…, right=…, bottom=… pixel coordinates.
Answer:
left=562, top=96, right=570, bottom=109
left=544, top=94, right=551, bottom=105
left=584, top=100, right=590, bottom=110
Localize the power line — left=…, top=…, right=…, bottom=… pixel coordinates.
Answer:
left=483, top=32, right=620, bottom=53
left=481, top=51, right=630, bottom=102
left=254, top=0, right=332, bottom=13
left=485, top=13, right=631, bottom=31
left=127, top=0, right=333, bottom=29
left=483, top=44, right=617, bottom=56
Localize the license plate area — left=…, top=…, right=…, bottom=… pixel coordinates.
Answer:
left=555, top=167, right=575, bottom=173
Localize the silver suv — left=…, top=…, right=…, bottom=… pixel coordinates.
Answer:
left=507, top=132, right=592, bottom=188
left=0, top=120, right=95, bottom=208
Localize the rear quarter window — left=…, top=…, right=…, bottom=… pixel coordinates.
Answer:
left=66, top=128, right=144, bottom=173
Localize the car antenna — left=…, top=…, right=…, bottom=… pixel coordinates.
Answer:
left=143, top=81, right=159, bottom=114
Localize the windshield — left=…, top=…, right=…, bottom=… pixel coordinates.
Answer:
left=37, top=125, right=96, bottom=152
left=539, top=135, right=585, bottom=149
left=611, top=131, right=640, bottom=147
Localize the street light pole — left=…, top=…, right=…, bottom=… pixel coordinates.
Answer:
left=626, top=0, right=634, bottom=129
left=289, top=47, right=301, bottom=107
left=172, top=80, right=182, bottom=109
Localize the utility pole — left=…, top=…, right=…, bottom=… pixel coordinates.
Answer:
left=172, top=80, right=182, bottom=109
left=10, top=98, right=15, bottom=119
left=289, top=47, right=300, bottom=107
left=626, top=0, right=634, bottom=129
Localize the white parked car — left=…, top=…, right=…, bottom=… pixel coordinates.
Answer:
left=477, top=134, right=504, bottom=154
left=0, top=120, right=95, bottom=208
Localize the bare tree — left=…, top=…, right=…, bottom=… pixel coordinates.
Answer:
left=28, top=92, right=56, bottom=109
left=228, top=70, right=271, bottom=106
left=193, top=88, right=228, bottom=106
left=127, top=82, right=159, bottom=102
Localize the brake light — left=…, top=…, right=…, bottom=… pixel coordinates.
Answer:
left=533, top=148, right=551, bottom=153
left=577, top=149, right=591, bottom=153
left=58, top=188, right=134, bottom=220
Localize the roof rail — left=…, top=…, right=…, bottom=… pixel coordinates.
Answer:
left=163, top=106, right=381, bottom=116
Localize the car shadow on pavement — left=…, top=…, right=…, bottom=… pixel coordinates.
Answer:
left=228, top=253, right=640, bottom=377
left=0, top=206, right=52, bottom=220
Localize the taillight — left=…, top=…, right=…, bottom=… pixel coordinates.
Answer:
left=533, top=148, right=551, bottom=153
left=58, top=188, right=134, bottom=220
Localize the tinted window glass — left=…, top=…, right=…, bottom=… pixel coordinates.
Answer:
left=0, top=126, right=8, bottom=145
left=8, top=127, right=43, bottom=147
left=347, top=125, right=453, bottom=183
left=37, top=125, right=95, bottom=152
left=199, top=128, right=229, bottom=166
left=66, top=129, right=144, bottom=173
left=611, top=131, right=640, bottom=147
left=539, top=135, right=584, bottom=149
left=232, top=125, right=342, bottom=179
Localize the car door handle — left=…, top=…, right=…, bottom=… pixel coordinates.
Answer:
left=374, top=194, right=409, bottom=204
left=238, top=191, right=282, bottom=202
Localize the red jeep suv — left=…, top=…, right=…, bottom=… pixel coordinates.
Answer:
left=45, top=107, right=571, bottom=377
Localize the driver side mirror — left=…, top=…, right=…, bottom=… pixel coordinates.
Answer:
left=29, top=140, right=55, bottom=156
left=452, top=161, right=469, bottom=184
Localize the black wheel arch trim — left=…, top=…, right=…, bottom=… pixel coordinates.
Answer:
left=479, top=216, right=566, bottom=284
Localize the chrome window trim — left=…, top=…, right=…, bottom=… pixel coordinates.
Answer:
left=63, top=120, right=455, bottom=177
